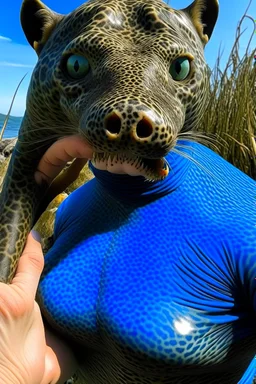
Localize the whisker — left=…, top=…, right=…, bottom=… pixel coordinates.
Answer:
left=178, top=131, right=228, bottom=152
left=175, top=143, right=221, bottom=176
left=18, top=121, right=79, bottom=147
left=175, top=142, right=223, bottom=165
left=19, top=127, right=70, bottom=136
left=177, top=136, right=221, bottom=154
left=23, top=105, right=79, bottom=132
left=178, top=133, right=220, bottom=147
left=175, top=143, right=197, bottom=152
left=17, top=133, right=67, bottom=155
left=20, top=123, right=76, bottom=132
left=18, top=134, right=62, bottom=146
left=171, top=147, right=216, bottom=179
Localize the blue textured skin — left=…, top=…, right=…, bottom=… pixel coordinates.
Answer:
left=38, top=142, right=256, bottom=383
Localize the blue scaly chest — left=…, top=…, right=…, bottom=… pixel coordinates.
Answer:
left=38, top=143, right=256, bottom=383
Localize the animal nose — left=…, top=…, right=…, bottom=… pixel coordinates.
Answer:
left=135, top=116, right=154, bottom=139
left=104, top=110, right=155, bottom=141
left=104, top=112, right=122, bottom=136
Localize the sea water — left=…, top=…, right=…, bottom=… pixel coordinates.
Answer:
left=0, top=114, right=22, bottom=139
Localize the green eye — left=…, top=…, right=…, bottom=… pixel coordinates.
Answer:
left=169, top=57, right=190, bottom=81
left=66, top=55, right=90, bottom=79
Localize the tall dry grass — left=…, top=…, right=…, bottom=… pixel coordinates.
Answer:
left=198, top=8, right=256, bottom=179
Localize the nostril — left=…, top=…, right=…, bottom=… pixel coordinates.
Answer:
left=136, top=117, right=153, bottom=139
left=105, top=112, right=122, bottom=135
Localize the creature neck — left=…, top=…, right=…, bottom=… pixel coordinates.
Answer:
left=89, top=141, right=194, bottom=203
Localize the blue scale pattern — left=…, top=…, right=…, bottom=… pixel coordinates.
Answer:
left=38, top=142, right=256, bottom=383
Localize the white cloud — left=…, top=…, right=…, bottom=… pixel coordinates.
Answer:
left=0, top=61, right=34, bottom=68
left=0, top=35, right=12, bottom=42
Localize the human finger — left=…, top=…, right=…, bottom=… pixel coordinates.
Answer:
left=34, top=135, right=93, bottom=185
left=45, top=327, right=79, bottom=383
left=12, top=231, right=44, bottom=300
left=40, top=346, right=61, bottom=384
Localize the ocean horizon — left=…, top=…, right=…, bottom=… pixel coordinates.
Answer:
left=0, top=113, right=22, bottom=139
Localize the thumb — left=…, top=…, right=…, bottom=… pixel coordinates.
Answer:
left=12, top=231, right=44, bottom=300
left=40, top=346, right=61, bottom=384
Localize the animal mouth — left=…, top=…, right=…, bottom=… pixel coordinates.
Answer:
left=91, top=152, right=169, bottom=181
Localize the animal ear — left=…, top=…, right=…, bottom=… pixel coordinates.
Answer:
left=183, top=0, right=219, bottom=44
left=20, top=0, right=63, bottom=55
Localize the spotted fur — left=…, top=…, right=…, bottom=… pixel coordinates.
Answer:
left=0, top=0, right=218, bottom=282
left=2, top=1, right=256, bottom=384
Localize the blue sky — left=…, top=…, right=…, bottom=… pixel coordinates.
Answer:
left=0, top=0, right=255, bottom=116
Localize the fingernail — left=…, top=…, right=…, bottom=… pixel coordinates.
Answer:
left=31, top=230, right=41, bottom=243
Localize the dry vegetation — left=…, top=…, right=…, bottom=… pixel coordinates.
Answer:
left=198, top=9, right=256, bottom=179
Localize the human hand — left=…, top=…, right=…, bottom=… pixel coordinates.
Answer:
left=0, top=231, right=60, bottom=384
left=34, top=135, right=93, bottom=186
left=31, top=135, right=86, bottom=382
